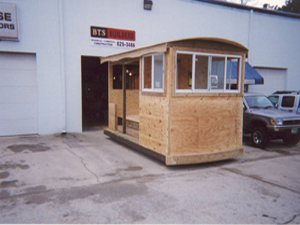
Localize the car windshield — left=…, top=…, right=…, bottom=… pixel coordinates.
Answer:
left=245, top=95, right=274, bottom=109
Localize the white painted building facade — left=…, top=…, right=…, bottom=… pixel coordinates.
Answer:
left=0, top=0, right=299, bottom=136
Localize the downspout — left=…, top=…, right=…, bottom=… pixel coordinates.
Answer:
left=248, top=9, right=253, bottom=64
left=59, top=0, right=67, bottom=133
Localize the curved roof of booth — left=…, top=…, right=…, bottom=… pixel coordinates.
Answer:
left=100, top=37, right=248, bottom=64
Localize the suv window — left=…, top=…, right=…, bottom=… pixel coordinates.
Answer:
left=245, top=96, right=274, bottom=109
left=268, top=96, right=279, bottom=105
left=282, top=96, right=295, bottom=108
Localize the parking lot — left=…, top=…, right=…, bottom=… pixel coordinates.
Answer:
left=0, top=130, right=299, bottom=224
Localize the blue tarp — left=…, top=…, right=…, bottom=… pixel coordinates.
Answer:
left=226, top=61, right=264, bottom=85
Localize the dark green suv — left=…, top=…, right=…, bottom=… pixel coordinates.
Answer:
left=243, top=93, right=300, bottom=148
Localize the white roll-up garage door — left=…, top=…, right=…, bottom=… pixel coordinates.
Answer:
left=0, top=53, right=38, bottom=136
left=248, top=68, right=287, bottom=96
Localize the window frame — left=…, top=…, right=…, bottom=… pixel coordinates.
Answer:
left=281, top=96, right=295, bottom=108
left=175, top=50, right=242, bottom=94
left=142, top=53, right=165, bottom=93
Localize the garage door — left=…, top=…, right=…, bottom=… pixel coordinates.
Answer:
left=248, top=68, right=287, bottom=96
left=0, top=53, right=38, bottom=136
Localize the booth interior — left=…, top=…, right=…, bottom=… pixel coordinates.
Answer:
left=101, top=38, right=247, bottom=166
left=110, top=61, right=140, bottom=138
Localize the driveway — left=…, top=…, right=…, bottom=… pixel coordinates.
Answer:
left=0, top=130, right=299, bottom=224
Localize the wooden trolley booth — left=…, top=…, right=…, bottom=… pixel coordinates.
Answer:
left=101, top=38, right=247, bottom=165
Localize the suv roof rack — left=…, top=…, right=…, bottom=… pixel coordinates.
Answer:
left=273, top=90, right=300, bottom=94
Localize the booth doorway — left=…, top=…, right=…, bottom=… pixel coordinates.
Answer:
left=81, top=56, right=108, bottom=131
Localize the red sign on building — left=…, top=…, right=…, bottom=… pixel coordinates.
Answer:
left=91, top=26, right=136, bottom=48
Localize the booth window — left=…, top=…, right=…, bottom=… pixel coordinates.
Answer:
left=176, top=51, right=242, bottom=93
left=113, top=64, right=139, bottom=90
left=113, top=65, right=122, bottom=89
left=142, top=53, right=165, bottom=92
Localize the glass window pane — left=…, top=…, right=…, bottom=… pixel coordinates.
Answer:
left=177, top=53, right=192, bottom=90
left=195, top=55, right=209, bottom=90
left=113, top=65, right=122, bottom=89
left=268, top=96, right=279, bottom=105
left=282, top=96, right=295, bottom=107
left=143, top=56, right=152, bottom=89
left=154, top=54, right=163, bottom=89
left=226, top=58, right=239, bottom=90
left=211, top=56, right=225, bottom=90
left=126, top=64, right=139, bottom=90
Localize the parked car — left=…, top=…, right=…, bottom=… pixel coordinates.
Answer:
left=268, top=90, right=300, bottom=114
left=243, top=93, right=300, bottom=148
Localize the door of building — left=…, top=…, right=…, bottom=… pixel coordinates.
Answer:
left=81, top=56, right=108, bottom=131
left=0, top=53, right=38, bottom=136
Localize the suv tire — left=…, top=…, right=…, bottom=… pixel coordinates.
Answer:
left=282, top=133, right=300, bottom=146
left=251, top=126, right=269, bottom=149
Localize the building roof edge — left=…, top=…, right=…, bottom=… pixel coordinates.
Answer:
left=192, top=0, right=300, bottom=19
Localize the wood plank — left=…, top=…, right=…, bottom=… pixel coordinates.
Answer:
left=109, top=90, right=139, bottom=118
left=122, top=65, right=126, bottom=133
left=139, top=133, right=168, bottom=155
left=109, top=90, right=122, bottom=117
left=139, top=95, right=169, bottom=155
left=166, top=47, right=174, bottom=155
left=108, top=103, right=117, bottom=130
left=126, top=90, right=139, bottom=116
left=126, top=114, right=139, bottom=123
left=117, top=125, right=139, bottom=139
left=166, top=147, right=244, bottom=165
left=104, top=128, right=166, bottom=163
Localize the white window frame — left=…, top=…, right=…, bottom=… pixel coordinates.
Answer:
left=142, top=53, right=165, bottom=93
left=175, top=51, right=242, bottom=93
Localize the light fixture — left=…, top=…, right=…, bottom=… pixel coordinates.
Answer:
left=144, top=0, right=153, bottom=10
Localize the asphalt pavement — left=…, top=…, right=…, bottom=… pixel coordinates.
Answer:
left=0, top=130, right=299, bottom=224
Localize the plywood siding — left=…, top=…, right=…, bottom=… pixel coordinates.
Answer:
left=108, top=103, right=117, bottom=130
left=138, top=48, right=173, bottom=156
left=169, top=97, right=243, bottom=155
left=109, top=89, right=139, bottom=118
left=139, top=95, right=169, bottom=155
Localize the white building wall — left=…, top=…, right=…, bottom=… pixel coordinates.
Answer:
left=0, top=0, right=64, bottom=135
left=249, top=11, right=300, bottom=91
left=0, top=0, right=299, bottom=134
left=249, top=68, right=287, bottom=96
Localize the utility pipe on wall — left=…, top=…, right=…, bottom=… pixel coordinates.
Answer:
left=247, top=9, right=253, bottom=64
left=58, top=0, right=67, bottom=133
